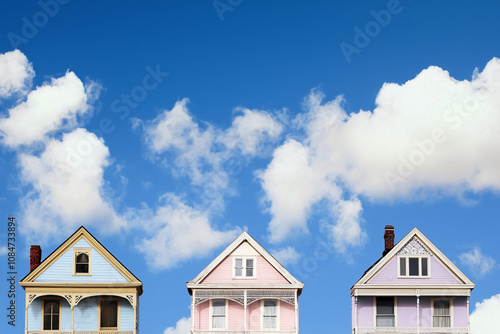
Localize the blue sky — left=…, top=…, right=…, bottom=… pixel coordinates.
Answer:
left=1, top=1, right=500, bottom=333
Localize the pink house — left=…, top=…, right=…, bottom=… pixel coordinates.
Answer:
left=351, top=226, right=475, bottom=334
left=186, top=231, right=304, bottom=334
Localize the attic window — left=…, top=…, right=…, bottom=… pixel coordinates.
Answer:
left=399, top=256, right=429, bottom=277
left=74, top=248, right=92, bottom=275
left=234, top=257, right=255, bottom=278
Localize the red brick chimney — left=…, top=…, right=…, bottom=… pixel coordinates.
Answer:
left=383, top=225, right=395, bottom=256
left=30, top=245, right=42, bottom=272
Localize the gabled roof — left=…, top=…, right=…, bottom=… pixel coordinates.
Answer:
left=187, top=231, right=304, bottom=293
left=20, top=226, right=142, bottom=295
left=351, top=227, right=474, bottom=294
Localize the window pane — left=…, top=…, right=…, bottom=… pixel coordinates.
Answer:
left=246, top=259, right=254, bottom=277
left=235, top=259, right=243, bottom=276
left=263, top=300, right=277, bottom=329
left=212, top=300, right=226, bottom=329
left=76, top=253, right=89, bottom=273
left=43, top=299, right=60, bottom=330
left=421, top=258, right=428, bottom=276
left=376, top=297, right=394, bottom=315
left=400, top=257, right=406, bottom=276
left=434, top=300, right=450, bottom=315
left=409, top=257, right=419, bottom=276
left=235, top=259, right=242, bottom=267
left=376, top=315, right=395, bottom=327
left=101, top=300, right=118, bottom=328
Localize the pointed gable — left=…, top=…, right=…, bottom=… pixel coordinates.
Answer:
left=21, top=227, right=141, bottom=289
left=353, top=227, right=474, bottom=289
left=187, top=231, right=303, bottom=291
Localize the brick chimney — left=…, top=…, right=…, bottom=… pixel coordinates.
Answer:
left=383, top=225, right=395, bottom=256
left=30, top=245, right=42, bottom=272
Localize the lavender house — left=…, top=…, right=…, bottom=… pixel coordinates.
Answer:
left=351, top=226, right=474, bottom=334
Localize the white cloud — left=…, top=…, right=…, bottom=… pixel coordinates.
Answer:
left=271, top=246, right=301, bottom=266
left=0, top=49, right=34, bottom=99
left=259, top=58, right=500, bottom=252
left=0, top=246, right=7, bottom=256
left=471, top=293, right=500, bottom=334
left=459, top=247, right=496, bottom=277
left=164, top=317, right=191, bottom=334
left=18, top=128, right=125, bottom=242
left=222, top=107, right=283, bottom=156
left=136, top=194, right=241, bottom=269
left=0, top=70, right=90, bottom=148
left=142, top=98, right=283, bottom=210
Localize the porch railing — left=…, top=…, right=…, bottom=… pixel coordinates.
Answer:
left=192, top=331, right=297, bottom=334
left=27, top=331, right=133, bottom=334
left=356, top=327, right=468, bottom=334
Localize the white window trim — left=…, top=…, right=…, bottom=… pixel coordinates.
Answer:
left=397, top=255, right=431, bottom=278
left=41, top=297, right=62, bottom=331
left=209, top=299, right=228, bottom=330
left=374, top=296, right=397, bottom=328
left=73, top=247, right=92, bottom=276
left=431, top=297, right=453, bottom=328
left=260, top=299, right=280, bottom=330
left=232, top=257, right=257, bottom=279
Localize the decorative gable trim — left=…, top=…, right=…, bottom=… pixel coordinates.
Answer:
left=20, top=226, right=142, bottom=294
left=186, top=231, right=304, bottom=291
left=397, top=236, right=431, bottom=256
left=352, top=227, right=474, bottom=290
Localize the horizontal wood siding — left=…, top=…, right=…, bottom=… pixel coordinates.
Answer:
left=419, top=297, right=432, bottom=327
left=61, top=299, right=72, bottom=331
left=368, top=256, right=459, bottom=284
left=28, top=298, right=41, bottom=331
left=357, top=296, right=374, bottom=327
left=34, top=238, right=128, bottom=283
left=397, top=296, right=417, bottom=327
left=201, top=256, right=289, bottom=284
left=74, top=297, right=98, bottom=331
left=247, top=301, right=260, bottom=330
left=194, top=300, right=210, bottom=330
left=454, top=296, right=468, bottom=327
left=280, top=301, right=295, bottom=330
left=228, top=300, right=244, bottom=331
left=120, top=298, right=134, bottom=331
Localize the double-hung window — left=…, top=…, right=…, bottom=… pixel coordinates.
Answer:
left=376, top=297, right=395, bottom=327
left=262, top=300, right=278, bottom=329
left=74, top=248, right=91, bottom=275
left=234, top=257, right=255, bottom=278
left=399, top=256, right=429, bottom=277
left=433, top=299, right=451, bottom=327
left=211, top=299, right=226, bottom=329
left=43, top=298, right=60, bottom=330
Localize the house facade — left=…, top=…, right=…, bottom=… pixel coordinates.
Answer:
left=351, top=225, right=474, bottom=334
left=20, top=226, right=143, bottom=334
left=186, top=231, right=304, bottom=334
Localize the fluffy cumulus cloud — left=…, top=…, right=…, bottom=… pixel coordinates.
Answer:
left=0, top=49, right=34, bottom=99
left=136, top=194, right=241, bottom=269
left=271, top=246, right=301, bottom=266
left=471, top=294, right=500, bottom=334
left=459, top=247, right=496, bottom=277
left=0, top=71, right=90, bottom=148
left=19, top=128, right=125, bottom=241
left=164, top=317, right=190, bottom=334
left=141, top=98, right=283, bottom=210
left=260, top=58, right=500, bottom=252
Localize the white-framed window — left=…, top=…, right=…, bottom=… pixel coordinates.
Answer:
left=432, top=298, right=452, bottom=327
left=376, top=297, right=395, bottom=327
left=233, top=257, right=255, bottom=278
left=99, top=297, right=120, bottom=330
left=261, top=299, right=279, bottom=330
left=73, top=248, right=92, bottom=275
left=398, top=256, right=429, bottom=277
left=42, top=297, right=61, bottom=330
left=210, top=299, right=227, bottom=329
